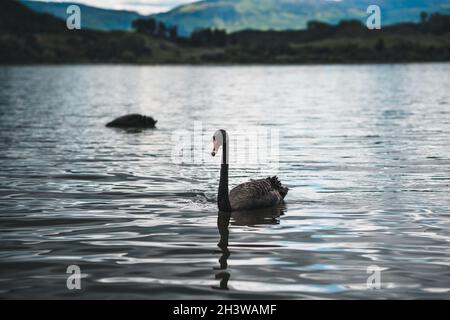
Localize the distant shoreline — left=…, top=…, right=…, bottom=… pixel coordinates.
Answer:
left=2, top=61, right=450, bottom=67
left=2, top=1, right=450, bottom=65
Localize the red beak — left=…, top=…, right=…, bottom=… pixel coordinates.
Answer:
left=212, top=140, right=220, bottom=156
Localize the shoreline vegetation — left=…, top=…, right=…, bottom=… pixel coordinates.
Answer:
left=1, top=0, right=450, bottom=65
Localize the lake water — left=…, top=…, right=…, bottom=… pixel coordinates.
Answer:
left=0, top=64, right=449, bottom=299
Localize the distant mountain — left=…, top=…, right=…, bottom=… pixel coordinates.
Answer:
left=20, top=0, right=145, bottom=31
left=153, top=0, right=450, bottom=35
left=20, top=0, right=450, bottom=36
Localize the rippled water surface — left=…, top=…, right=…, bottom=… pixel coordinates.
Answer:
left=1, top=64, right=450, bottom=299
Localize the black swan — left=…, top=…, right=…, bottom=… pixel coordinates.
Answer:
left=211, top=129, right=288, bottom=212
left=106, top=114, right=157, bottom=128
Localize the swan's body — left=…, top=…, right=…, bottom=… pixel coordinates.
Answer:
left=212, top=129, right=288, bottom=212
left=229, top=177, right=288, bottom=211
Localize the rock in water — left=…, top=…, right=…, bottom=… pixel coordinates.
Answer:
left=106, top=114, right=157, bottom=128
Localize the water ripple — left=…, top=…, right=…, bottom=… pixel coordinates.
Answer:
left=1, top=64, right=450, bottom=299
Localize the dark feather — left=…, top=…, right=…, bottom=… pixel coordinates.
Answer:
left=268, top=176, right=289, bottom=199
left=229, top=176, right=288, bottom=211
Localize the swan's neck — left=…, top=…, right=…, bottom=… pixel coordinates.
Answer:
left=218, top=130, right=231, bottom=212
left=221, top=129, right=229, bottom=165
left=218, top=164, right=232, bottom=212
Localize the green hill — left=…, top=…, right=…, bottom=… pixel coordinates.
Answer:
left=0, top=0, right=186, bottom=63
left=21, top=0, right=144, bottom=31
left=153, top=0, right=450, bottom=35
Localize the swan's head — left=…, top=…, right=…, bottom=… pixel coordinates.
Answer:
left=211, top=129, right=226, bottom=157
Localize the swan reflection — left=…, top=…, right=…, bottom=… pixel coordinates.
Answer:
left=212, top=212, right=231, bottom=290
left=230, top=205, right=285, bottom=227
left=212, top=206, right=285, bottom=290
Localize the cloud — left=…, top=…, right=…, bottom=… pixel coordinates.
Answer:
left=31, top=0, right=198, bottom=14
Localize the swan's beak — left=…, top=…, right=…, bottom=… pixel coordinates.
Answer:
left=212, top=140, right=220, bottom=156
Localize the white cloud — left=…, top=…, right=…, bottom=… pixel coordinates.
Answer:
left=31, top=0, right=199, bottom=14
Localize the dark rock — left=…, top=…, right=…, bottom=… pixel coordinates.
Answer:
left=106, top=114, right=157, bottom=128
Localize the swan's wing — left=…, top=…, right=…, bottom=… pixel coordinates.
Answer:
left=229, top=177, right=288, bottom=211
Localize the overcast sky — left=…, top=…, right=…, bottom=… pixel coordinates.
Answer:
left=32, top=0, right=199, bottom=14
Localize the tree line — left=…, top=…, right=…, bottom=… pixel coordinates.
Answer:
left=132, top=18, right=178, bottom=41
left=132, top=17, right=228, bottom=46
left=133, top=12, right=450, bottom=48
